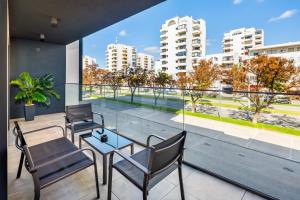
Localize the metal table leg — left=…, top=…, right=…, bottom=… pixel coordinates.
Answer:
left=103, top=154, right=107, bottom=185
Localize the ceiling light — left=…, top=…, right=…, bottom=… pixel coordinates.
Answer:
left=40, top=33, right=45, bottom=42
left=50, top=17, right=58, bottom=27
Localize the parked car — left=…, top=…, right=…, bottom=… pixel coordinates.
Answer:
left=264, top=95, right=291, bottom=104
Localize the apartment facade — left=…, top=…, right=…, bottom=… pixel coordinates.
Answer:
left=222, top=27, right=264, bottom=67
left=160, top=16, right=206, bottom=76
left=82, top=55, right=97, bottom=68
left=249, top=41, right=300, bottom=67
left=106, top=43, right=137, bottom=72
left=136, top=53, right=154, bottom=70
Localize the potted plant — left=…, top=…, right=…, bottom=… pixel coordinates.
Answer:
left=10, top=72, right=60, bottom=121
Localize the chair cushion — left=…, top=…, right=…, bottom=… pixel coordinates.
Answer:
left=66, top=121, right=103, bottom=133
left=28, top=137, right=93, bottom=188
left=114, top=149, right=178, bottom=190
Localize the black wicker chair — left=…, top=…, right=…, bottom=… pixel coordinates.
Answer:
left=107, top=131, right=187, bottom=200
left=65, top=103, right=104, bottom=143
left=13, top=121, right=100, bottom=200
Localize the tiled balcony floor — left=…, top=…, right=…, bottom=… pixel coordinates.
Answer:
left=8, top=113, right=265, bottom=200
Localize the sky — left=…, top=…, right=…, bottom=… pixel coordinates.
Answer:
left=83, top=0, right=300, bottom=68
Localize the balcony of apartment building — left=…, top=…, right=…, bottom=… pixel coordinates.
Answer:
left=223, top=45, right=233, bottom=53
left=175, top=65, right=187, bottom=71
left=176, top=34, right=187, bottom=41
left=255, top=30, right=262, bottom=35
left=160, top=41, right=168, bottom=47
left=176, top=58, right=187, bottom=64
left=160, top=55, right=168, bottom=61
left=176, top=38, right=186, bottom=46
left=192, top=30, right=201, bottom=37
left=192, top=47, right=201, bottom=54
left=160, top=35, right=168, bottom=41
left=176, top=26, right=187, bottom=34
left=160, top=29, right=168, bottom=35
left=192, top=39, right=201, bottom=47
left=223, top=38, right=232, bottom=44
left=160, top=49, right=168, bottom=54
left=176, top=51, right=187, bottom=58
left=176, top=45, right=187, bottom=51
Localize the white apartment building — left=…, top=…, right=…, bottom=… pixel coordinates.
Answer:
left=82, top=55, right=96, bottom=68
left=160, top=16, right=206, bottom=76
left=136, top=53, right=154, bottom=70
left=106, top=43, right=137, bottom=72
left=204, top=53, right=224, bottom=65
left=249, top=41, right=300, bottom=67
left=222, top=27, right=264, bottom=67
left=154, top=60, right=161, bottom=73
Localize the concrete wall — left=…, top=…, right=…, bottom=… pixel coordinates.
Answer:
left=66, top=40, right=80, bottom=106
left=0, top=0, right=8, bottom=199
left=10, top=39, right=66, bottom=118
left=66, top=40, right=79, bottom=84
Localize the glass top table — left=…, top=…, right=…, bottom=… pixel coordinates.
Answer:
left=79, top=128, right=134, bottom=184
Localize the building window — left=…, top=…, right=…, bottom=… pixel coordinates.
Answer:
left=176, top=51, right=186, bottom=56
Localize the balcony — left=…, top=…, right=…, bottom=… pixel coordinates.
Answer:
left=176, top=35, right=187, bottom=40
left=5, top=82, right=300, bottom=200
left=176, top=39, right=186, bottom=45
left=160, top=35, right=168, bottom=41
left=192, top=30, right=201, bottom=37
left=3, top=1, right=300, bottom=200
left=160, top=30, right=168, bottom=35
left=68, top=85, right=300, bottom=199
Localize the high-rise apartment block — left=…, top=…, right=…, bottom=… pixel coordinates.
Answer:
left=106, top=43, right=137, bottom=72
left=160, top=16, right=206, bottom=75
left=136, top=53, right=154, bottom=70
left=82, top=55, right=97, bottom=68
left=222, top=27, right=264, bottom=67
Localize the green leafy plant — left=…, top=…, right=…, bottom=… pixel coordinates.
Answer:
left=10, top=72, right=60, bottom=106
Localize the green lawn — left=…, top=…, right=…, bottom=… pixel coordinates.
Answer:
left=98, top=96, right=300, bottom=136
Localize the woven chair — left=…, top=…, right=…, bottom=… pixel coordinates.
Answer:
left=13, top=121, right=100, bottom=200
left=107, top=131, right=187, bottom=200
left=65, top=103, right=104, bottom=143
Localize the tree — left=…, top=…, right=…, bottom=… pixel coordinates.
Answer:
left=126, top=67, right=147, bottom=103
left=177, top=60, right=219, bottom=113
left=229, top=55, right=300, bottom=123
left=94, top=68, right=109, bottom=96
left=82, top=64, right=98, bottom=96
left=105, top=70, right=124, bottom=99
left=147, top=70, right=171, bottom=106
left=156, top=72, right=173, bottom=99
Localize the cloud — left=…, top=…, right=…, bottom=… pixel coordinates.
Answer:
left=91, top=44, right=97, bottom=48
left=269, top=9, right=298, bottom=22
left=119, top=30, right=127, bottom=37
left=143, top=46, right=160, bottom=54
left=233, top=0, right=242, bottom=5
left=206, top=39, right=216, bottom=47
